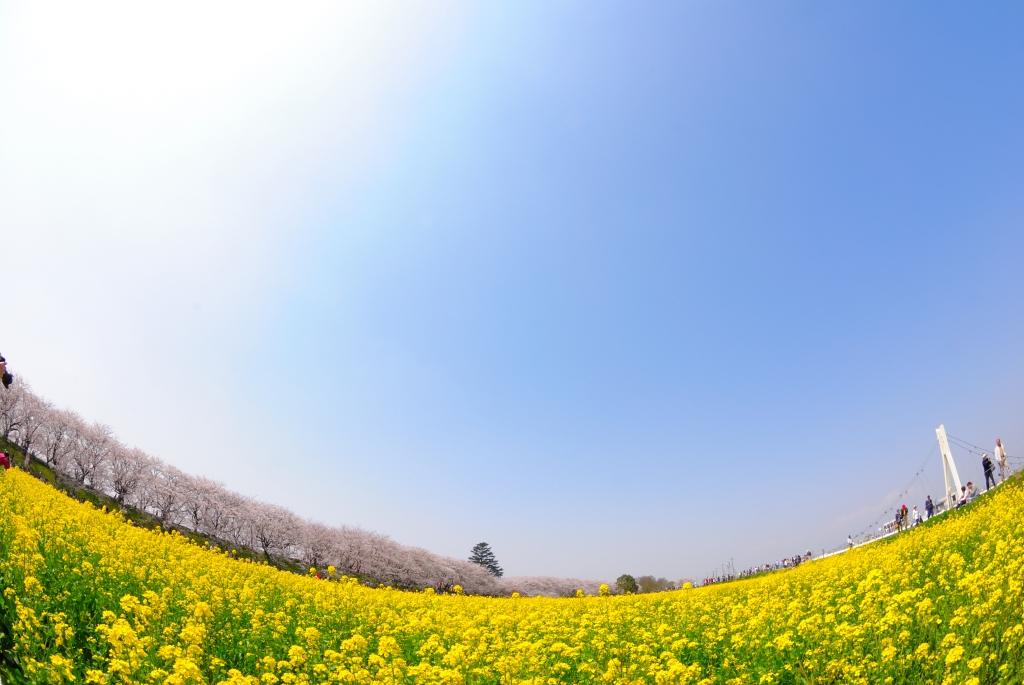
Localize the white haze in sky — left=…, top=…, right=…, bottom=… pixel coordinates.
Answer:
left=1, top=6, right=461, bottom=409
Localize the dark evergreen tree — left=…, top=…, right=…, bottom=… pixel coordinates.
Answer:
left=468, top=542, right=503, bottom=577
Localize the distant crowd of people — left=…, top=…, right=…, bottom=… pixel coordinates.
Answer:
left=702, top=551, right=815, bottom=586
left=703, top=439, right=1014, bottom=588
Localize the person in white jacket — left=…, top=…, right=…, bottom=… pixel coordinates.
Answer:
left=995, top=439, right=1008, bottom=482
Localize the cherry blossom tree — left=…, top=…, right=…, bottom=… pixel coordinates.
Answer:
left=38, top=408, right=84, bottom=470
left=299, top=521, right=335, bottom=570
left=247, top=500, right=300, bottom=561
left=144, top=462, right=187, bottom=525
left=68, top=422, right=114, bottom=489
left=178, top=474, right=216, bottom=532
left=499, top=576, right=604, bottom=598
left=197, top=484, right=245, bottom=546
left=108, top=445, right=151, bottom=505
left=13, top=390, right=51, bottom=468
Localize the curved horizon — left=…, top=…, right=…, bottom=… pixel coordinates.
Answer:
left=1, top=1, right=1022, bottom=581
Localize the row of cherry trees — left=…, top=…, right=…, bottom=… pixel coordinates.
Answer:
left=0, top=378, right=603, bottom=597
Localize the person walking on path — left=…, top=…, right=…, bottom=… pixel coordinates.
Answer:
left=847, top=535, right=853, bottom=550
left=0, top=452, right=9, bottom=470
left=983, top=453, right=996, bottom=491
left=995, top=439, right=1009, bottom=482
left=913, top=505, right=922, bottom=526
left=925, top=495, right=934, bottom=519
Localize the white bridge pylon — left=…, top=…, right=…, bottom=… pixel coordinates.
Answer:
left=936, top=424, right=963, bottom=510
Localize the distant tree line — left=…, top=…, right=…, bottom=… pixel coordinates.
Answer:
left=0, top=376, right=606, bottom=597
left=615, top=574, right=692, bottom=594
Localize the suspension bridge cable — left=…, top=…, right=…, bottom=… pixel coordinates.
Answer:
left=947, top=435, right=991, bottom=452
left=920, top=464, right=939, bottom=502
left=947, top=436, right=990, bottom=457
left=853, top=441, right=937, bottom=541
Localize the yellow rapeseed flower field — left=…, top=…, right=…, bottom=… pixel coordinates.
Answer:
left=1, top=468, right=1022, bottom=685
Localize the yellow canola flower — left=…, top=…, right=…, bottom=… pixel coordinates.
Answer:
left=1, top=468, right=1023, bottom=685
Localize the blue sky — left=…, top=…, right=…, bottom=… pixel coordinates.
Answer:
left=2, top=1, right=1022, bottom=580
